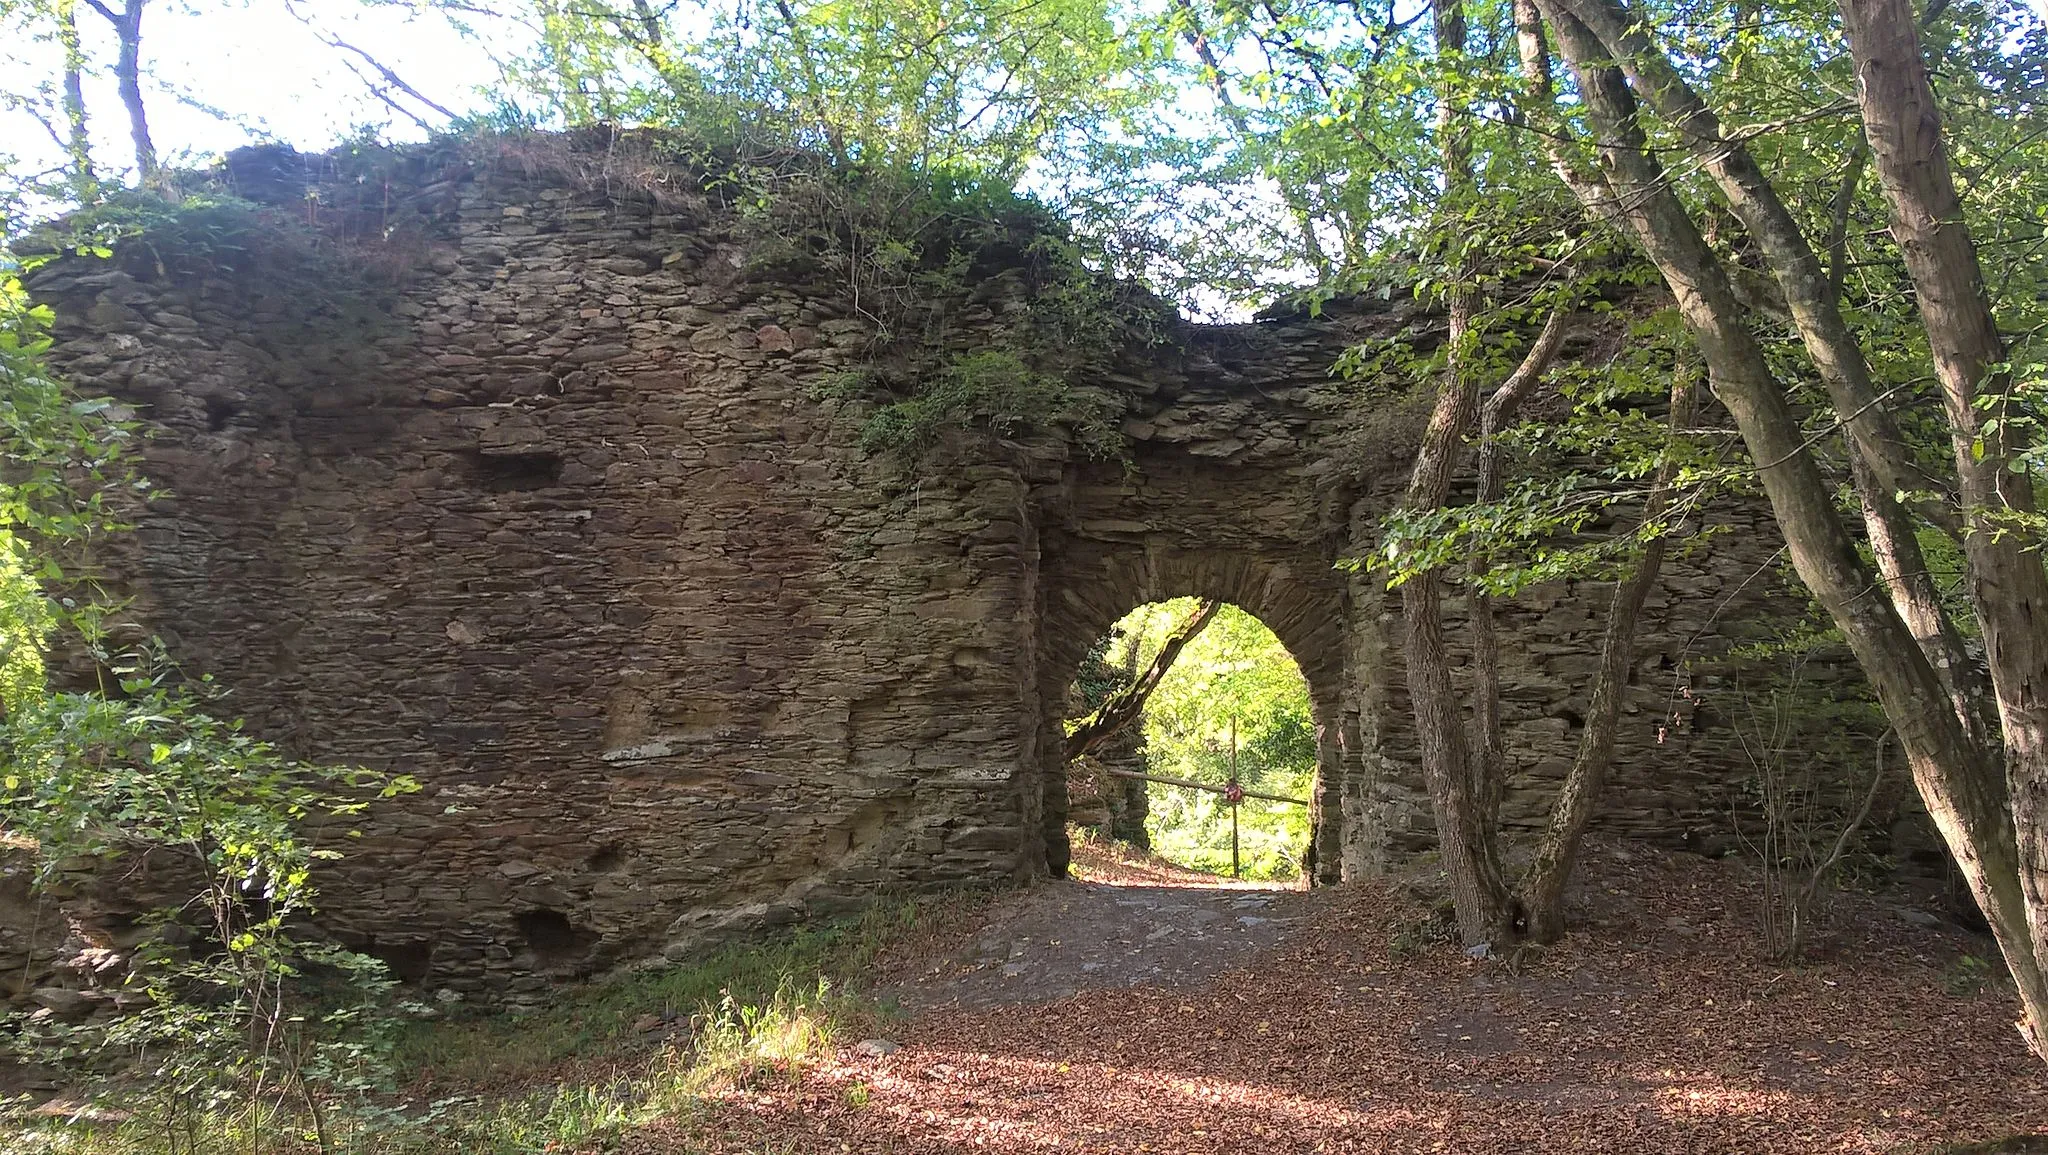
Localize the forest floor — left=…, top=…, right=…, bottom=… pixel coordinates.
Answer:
left=639, top=836, right=2048, bottom=1154
left=12, top=838, right=2038, bottom=1154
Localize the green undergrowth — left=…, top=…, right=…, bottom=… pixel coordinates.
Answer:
left=3, top=895, right=974, bottom=1155
left=822, top=348, right=1126, bottom=460
left=13, top=187, right=405, bottom=390
left=396, top=899, right=918, bottom=1085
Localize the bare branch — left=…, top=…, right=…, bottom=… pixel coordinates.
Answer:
left=285, top=0, right=460, bottom=123
left=1065, top=600, right=1221, bottom=762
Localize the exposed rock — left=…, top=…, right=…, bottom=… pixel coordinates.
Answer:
left=27, top=988, right=99, bottom=1021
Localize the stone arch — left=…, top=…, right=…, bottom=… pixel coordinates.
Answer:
left=1034, top=542, right=1356, bottom=881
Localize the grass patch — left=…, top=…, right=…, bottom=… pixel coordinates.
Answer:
left=3, top=894, right=973, bottom=1155
left=395, top=900, right=916, bottom=1088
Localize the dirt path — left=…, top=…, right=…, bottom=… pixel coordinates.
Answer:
left=649, top=840, right=2048, bottom=1155
left=884, top=872, right=1321, bottom=1011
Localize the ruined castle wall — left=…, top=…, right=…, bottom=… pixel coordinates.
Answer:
left=1034, top=312, right=1912, bottom=878
left=30, top=147, right=1062, bottom=995
left=21, top=137, right=1925, bottom=996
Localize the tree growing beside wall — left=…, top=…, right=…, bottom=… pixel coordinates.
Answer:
left=1503, top=0, right=2048, bottom=1056
left=1370, top=293, right=1721, bottom=946
left=1143, top=0, right=2048, bottom=1048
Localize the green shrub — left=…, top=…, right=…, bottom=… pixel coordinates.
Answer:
left=856, top=349, right=1125, bottom=458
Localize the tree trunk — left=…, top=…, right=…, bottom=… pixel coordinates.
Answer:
left=628, top=0, right=664, bottom=44
left=1513, top=0, right=1625, bottom=230
left=1535, top=0, right=2048, bottom=1058
left=1468, top=306, right=1572, bottom=832
left=1518, top=362, right=1699, bottom=941
left=1560, top=0, right=1993, bottom=751
left=1398, top=0, right=1516, bottom=949
left=1064, top=599, right=1220, bottom=762
left=1403, top=568, right=1516, bottom=944
left=82, top=0, right=158, bottom=192
left=108, top=0, right=157, bottom=192
left=1840, top=0, right=2048, bottom=1058
left=57, top=0, right=94, bottom=196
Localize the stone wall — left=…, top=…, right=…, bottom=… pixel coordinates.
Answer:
left=18, top=133, right=1921, bottom=997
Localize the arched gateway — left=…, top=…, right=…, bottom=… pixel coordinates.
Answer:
left=26, top=136, right=1833, bottom=998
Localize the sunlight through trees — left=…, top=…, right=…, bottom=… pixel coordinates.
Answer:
left=1100, top=600, right=1315, bottom=880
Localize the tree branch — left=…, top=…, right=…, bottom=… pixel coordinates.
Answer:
left=1825, top=137, right=1870, bottom=307
left=1065, top=600, right=1221, bottom=762
left=288, top=5, right=461, bottom=124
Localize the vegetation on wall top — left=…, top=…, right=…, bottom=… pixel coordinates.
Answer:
left=484, top=125, right=1165, bottom=462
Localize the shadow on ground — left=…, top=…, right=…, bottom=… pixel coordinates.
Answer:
left=639, top=839, right=2048, bottom=1155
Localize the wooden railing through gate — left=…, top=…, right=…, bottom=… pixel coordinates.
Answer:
left=1099, top=717, right=1308, bottom=878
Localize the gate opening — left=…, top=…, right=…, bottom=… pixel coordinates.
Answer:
left=1063, top=598, right=1315, bottom=884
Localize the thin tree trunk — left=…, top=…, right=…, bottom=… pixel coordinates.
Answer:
left=1785, top=729, right=1895, bottom=959
left=1518, top=362, right=1699, bottom=941
left=1841, top=0, right=2048, bottom=1058
left=1064, top=600, right=1220, bottom=762
left=56, top=0, right=94, bottom=196
left=1825, top=140, right=1870, bottom=307
left=1513, top=0, right=1625, bottom=229
left=1501, top=4, right=1687, bottom=943
left=1401, top=0, right=1515, bottom=948
left=83, top=0, right=159, bottom=193
left=1534, top=0, right=2048, bottom=1058
left=1469, top=306, right=1572, bottom=830
left=628, top=0, right=664, bottom=44
left=1403, top=570, right=1516, bottom=944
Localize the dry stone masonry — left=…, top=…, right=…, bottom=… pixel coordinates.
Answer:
left=16, top=133, right=1921, bottom=998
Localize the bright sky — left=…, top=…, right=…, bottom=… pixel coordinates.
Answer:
left=9, top=0, right=2047, bottom=185
left=4, top=0, right=2043, bottom=321
left=7, top=0, right=2048, bottom=185
left=0, top=2, right=505, bottom=182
